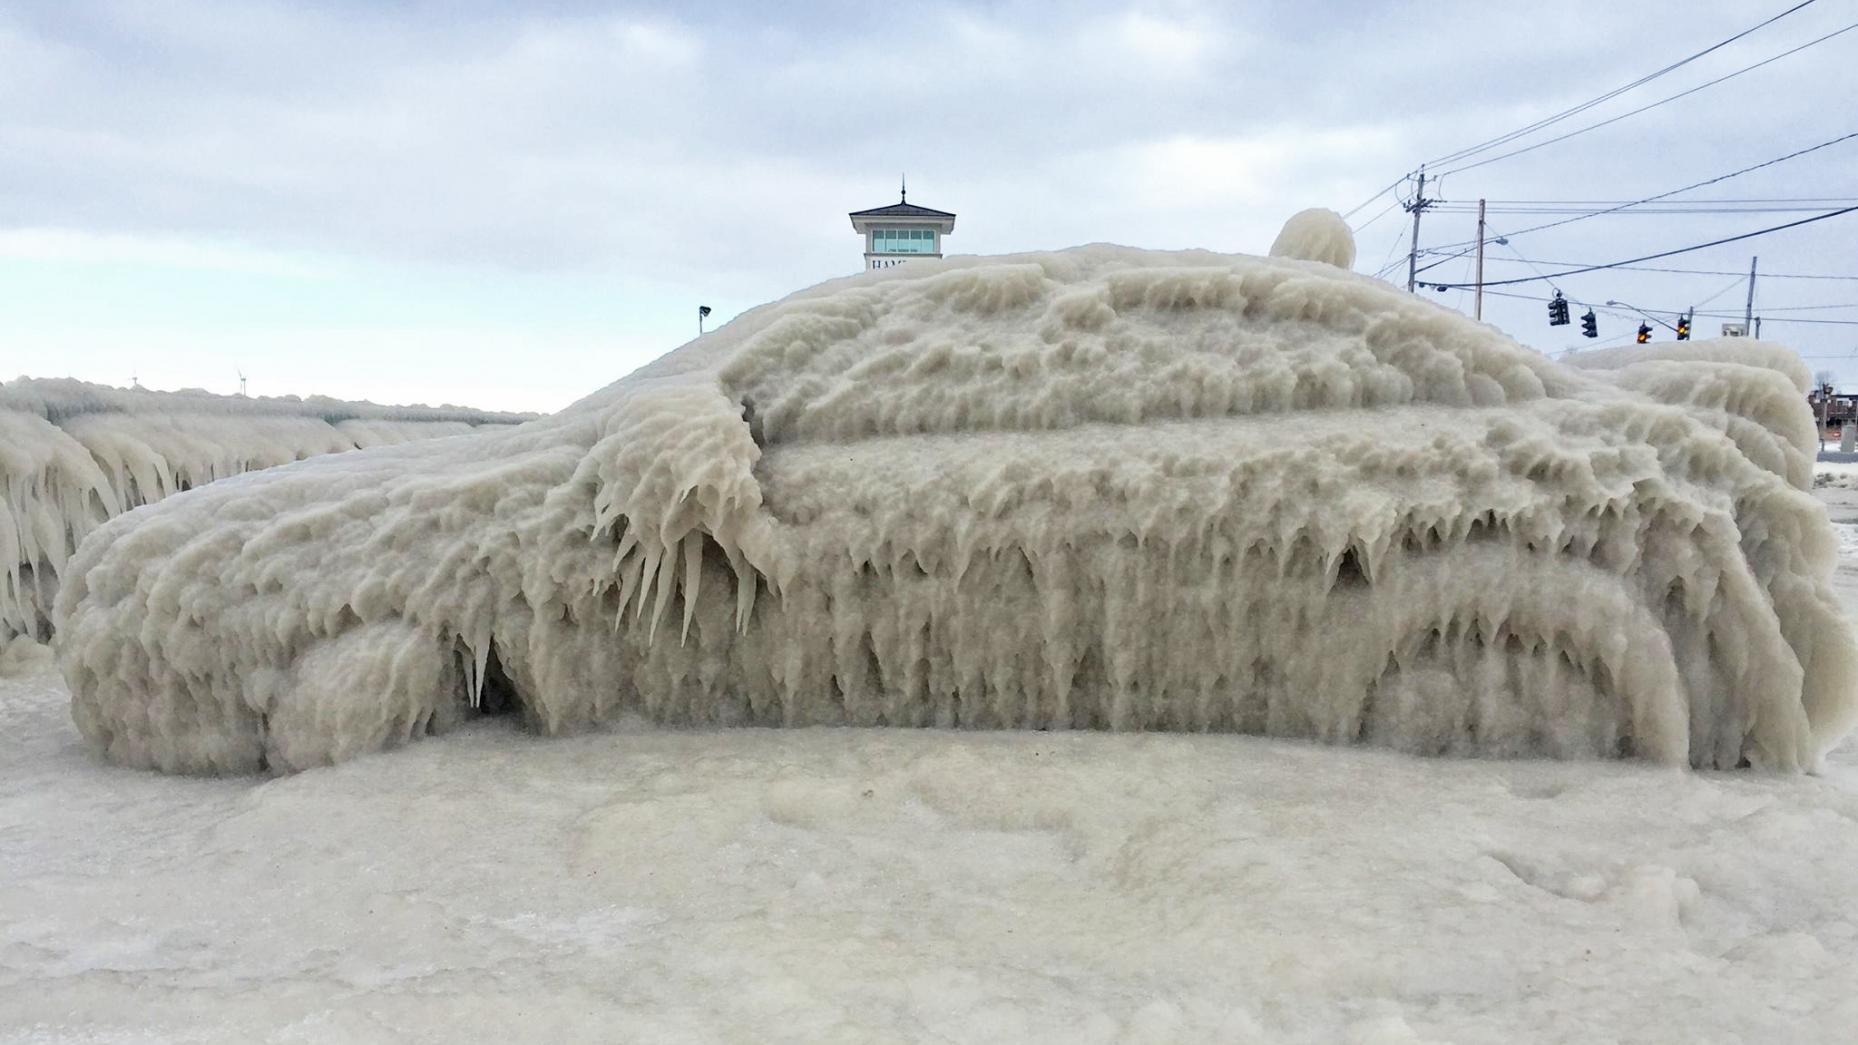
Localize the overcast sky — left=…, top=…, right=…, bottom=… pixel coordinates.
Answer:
left=3, top=0, right=1854, bottom=412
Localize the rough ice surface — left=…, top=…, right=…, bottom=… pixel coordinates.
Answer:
left=0, top=378, right=526, bottom=640
left=52, top=219, right=1858, bottom=774
left=0, top=634, right=50, bottom=676
left=1268, top=207, right=1356, bottom=269
left=6, top=652, right=1858, bottom=1042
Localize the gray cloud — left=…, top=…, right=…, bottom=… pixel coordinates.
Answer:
left=3, top=0, right=1855, bottom=365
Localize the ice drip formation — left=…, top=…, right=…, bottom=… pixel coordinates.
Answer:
left=50, top=209, right=1858, bottom=773
left=2, top=379, right=527, bottom=642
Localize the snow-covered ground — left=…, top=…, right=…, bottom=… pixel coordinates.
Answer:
left=5, top=509, right=1858, bottom=1044
left=1814, top=455, right=1858, bottom=491
left=1815, top=471, right=1858, bottom=609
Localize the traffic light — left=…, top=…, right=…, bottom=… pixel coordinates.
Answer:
left=1636, top=323, right=1652, bottom=344
left=1548, top=291, right=1570, bottom=326
left=1675, top=312, right=1691, bottom=340
left=1580, top=310, right=1598, bottom=338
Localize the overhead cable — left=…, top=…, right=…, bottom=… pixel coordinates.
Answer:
left=1427, top=206, right=1858, bottom=288
left=1423, top=0, right=1821, bottom=169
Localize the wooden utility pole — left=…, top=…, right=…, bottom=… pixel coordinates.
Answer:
left=1404, top=167, right=1432, bottom=294
left=1474, top=198, right=1487, bottom=320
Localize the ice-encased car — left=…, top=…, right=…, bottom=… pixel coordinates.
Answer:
left=56, top=212, right=1858, bottom=773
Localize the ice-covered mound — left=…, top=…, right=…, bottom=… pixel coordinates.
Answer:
left=0, top=378, right=529, bottom=641
left=54, top=219, right=1858, bottom=774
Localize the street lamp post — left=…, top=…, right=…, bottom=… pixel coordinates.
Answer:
left=1604, top=300, right=1680, bottom=336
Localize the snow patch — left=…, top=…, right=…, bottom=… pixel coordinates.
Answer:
left=1833, top=522, right=1858, bottom=563
left=0, top=634, right=51, bottom=676
left=1814, top=461, right=1858, bottom=491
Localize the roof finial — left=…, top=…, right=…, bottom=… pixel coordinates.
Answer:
left=901, top=173, right=907, bottom=203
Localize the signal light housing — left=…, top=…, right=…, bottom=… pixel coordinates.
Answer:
left=1636, top=323, right=1652, bottom=344
left=1548, top=292, right=1570, bottom=326
left=1580, top=310, right=1598, bottom=338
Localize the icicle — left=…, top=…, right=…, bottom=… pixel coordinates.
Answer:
left=647, top=538, right=680, bottom=643
left=633, top=545, right=662, bottom=627
left=681, top=533, right=702, bottom=645
left=727, top=545, right=757, bottom=632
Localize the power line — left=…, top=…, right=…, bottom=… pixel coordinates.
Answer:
left=1478, top=287, right=1632, bottom=316
left=1438, top=197, right=1858, bottom=205
left=1449, top=287, right=1858, bottom=327
left=1491, top=234, right=1569, bottom=296
left=1408, top=130, right=1858, bottom=279
left=1432, top=204, right=1858, bottom=215
left=1350, top=197, right=1403, bottom=235
left=1707, top=301, right=1858, bottom=312
left=1371, top=221, right=1410, bottom=280
left=1427, top=206, right=1858, bottom=289
left=1341, top=175, right=1409, bottom=222
left=1439, top=253, right=1858, bottom=281
left=1702, top=315, right=1858, bottom=325
left=1695, top=273, right=1759, bottom=308
left=1439, top=19, right=1858, bottom=176
left=1423, top=0, right=1821, bottom=169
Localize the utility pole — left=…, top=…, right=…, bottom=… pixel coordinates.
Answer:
left=1474, top=197, right=1487, bottom=320
left=1404, top=167, right=1433, bottom=294
left=1744, top=256, right=1758, bottom=330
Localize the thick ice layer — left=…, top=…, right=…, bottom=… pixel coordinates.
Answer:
left=1, top=379, right=529, bottom=640
left=54, top=219, right=1858, bottom=773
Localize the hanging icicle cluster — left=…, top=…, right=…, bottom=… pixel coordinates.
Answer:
left=1, top=378, right=528, bottom=641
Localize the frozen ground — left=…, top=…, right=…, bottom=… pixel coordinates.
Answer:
left=1815, top=472, right=1858, bottom=607
left=4, top=505, right=1858, bottom=1043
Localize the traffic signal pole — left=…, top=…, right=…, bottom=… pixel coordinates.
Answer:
left=1744, top=256, right=1758, bottom=331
